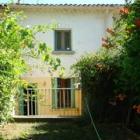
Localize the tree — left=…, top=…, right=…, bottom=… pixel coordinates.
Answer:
left=0, top=6, right=61, bottom=124
left=119, top=0, right=140, bottom=126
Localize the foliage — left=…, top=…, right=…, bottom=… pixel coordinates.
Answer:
left=73, top=0, right=140, bottom=124
left=72, top=7, right=129, bottom=121
left=0, top=7, right=61, bottom=124
left=73, top=48, right=125, bottom=122
left=119, top=1, right=140, bottom=93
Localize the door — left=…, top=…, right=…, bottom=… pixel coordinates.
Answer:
left=57, top=78, right=71, bottom=108
left=22, top=85, right=37, bottom=115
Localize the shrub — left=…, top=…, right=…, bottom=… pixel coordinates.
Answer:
left=73, top=48, right=127, bottom=122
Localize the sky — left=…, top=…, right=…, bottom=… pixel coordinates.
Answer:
left=0, top=0, right=126, bottom=4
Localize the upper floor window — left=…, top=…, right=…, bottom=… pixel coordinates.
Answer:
left=55, top=30, right=71, bottom=51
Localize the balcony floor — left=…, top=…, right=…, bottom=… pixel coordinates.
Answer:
left=13, top=115, right=81, bottom=122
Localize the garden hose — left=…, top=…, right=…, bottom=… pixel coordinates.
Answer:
left=85, top=98, right=102, bottom=140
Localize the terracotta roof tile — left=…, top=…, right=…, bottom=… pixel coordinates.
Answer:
left=0, top=3, right=123, bottom=7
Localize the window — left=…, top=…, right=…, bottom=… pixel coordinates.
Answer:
left=55, top=30, right=71, bottom=51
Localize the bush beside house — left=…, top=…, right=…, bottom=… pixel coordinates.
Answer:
left=73, top=0, right=140, bottom=130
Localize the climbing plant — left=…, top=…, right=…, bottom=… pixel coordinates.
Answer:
left=0, top=6, right=61, bottom=124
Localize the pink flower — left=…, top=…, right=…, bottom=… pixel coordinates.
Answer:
left=102, top=37, right=108, bottom=43
left=120, top=7, right=129, bottom=15
left=135, top=19, right=140, bottom=28
left=136, top=105, right=140, bottom=114
left=106, top=28, right=115, bottom=35
left=102, top=42, right=108, bottom=48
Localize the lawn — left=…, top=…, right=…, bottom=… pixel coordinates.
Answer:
left=0, top=120, right=140, bottom=140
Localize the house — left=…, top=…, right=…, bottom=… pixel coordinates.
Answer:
left=9, top=3, right=121, bottom=118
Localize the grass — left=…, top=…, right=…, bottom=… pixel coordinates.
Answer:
left=0, top=120, right=140, bottom=140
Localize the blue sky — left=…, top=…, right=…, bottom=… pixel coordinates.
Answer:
left=0, top=0, right=125, bottom=4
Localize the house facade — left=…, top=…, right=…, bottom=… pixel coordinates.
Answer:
left=11, top=4, right=121, bottom=118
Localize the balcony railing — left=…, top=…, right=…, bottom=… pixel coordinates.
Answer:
left=14, top=88, right=82, bottom=118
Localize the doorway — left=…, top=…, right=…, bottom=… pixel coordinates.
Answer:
left=23, top=85, right=37, bottom=115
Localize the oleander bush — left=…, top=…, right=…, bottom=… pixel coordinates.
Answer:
left=73, top=0, right=140, bottom=126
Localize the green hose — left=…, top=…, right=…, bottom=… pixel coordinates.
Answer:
left=85, top=98, right=102, bottom=140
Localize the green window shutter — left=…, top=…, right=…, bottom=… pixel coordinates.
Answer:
left=18, top=87, right=24, bottom=115
left=52, top=78, right=58, bottom=109
left=71, top=78, right=75, bottom=108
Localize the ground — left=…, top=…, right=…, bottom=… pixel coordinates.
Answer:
left=0, top=120, right=140, bottom=140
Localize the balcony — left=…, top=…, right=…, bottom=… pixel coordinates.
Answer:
left=14, top=88, right=82, bottom=118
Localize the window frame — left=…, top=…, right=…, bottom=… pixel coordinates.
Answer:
left=54, top=29, right=72, bottom=51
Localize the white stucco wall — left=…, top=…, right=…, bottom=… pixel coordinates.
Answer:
left=19, top=6, right=119, bottom=77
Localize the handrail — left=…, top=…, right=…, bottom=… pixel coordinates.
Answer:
left=17, top=87, right=81, bottom=116
left=25, top=88, right=78, bottom=90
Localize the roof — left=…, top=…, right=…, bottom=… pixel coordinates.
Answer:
left=0, top=3, right=123, bottom=7
left=0, top=4, right=123, bottom=12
